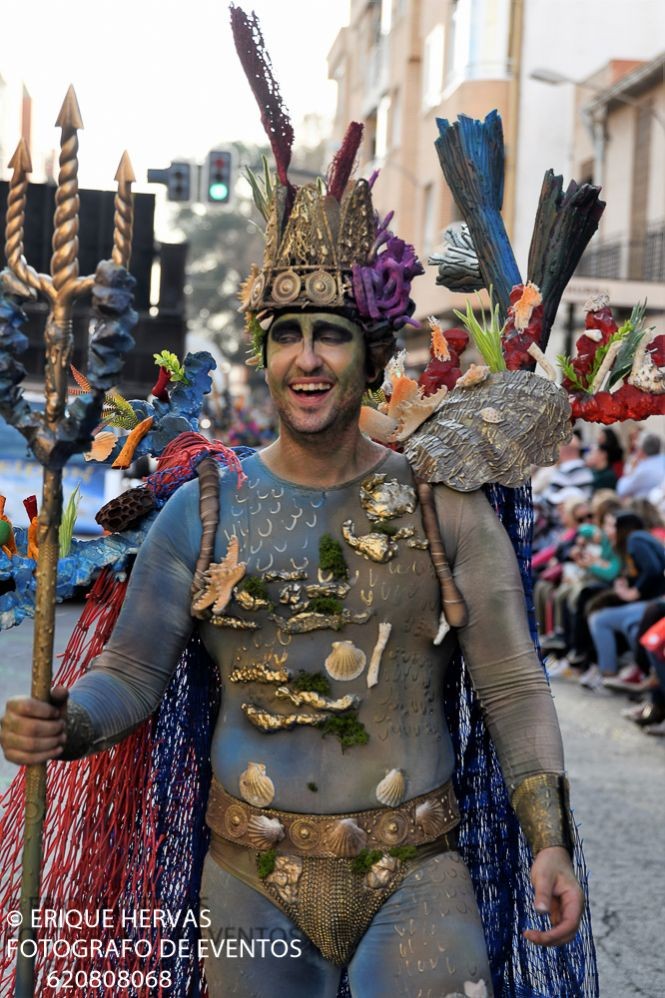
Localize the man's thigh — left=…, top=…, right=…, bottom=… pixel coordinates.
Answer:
left=200, top=853, right=341, bottom=998
left=348, top=851, right=493, bottom=998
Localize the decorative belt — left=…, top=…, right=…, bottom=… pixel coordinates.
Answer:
left=206, top=777, right=460, bottom=859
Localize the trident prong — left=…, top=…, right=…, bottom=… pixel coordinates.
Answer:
left=112, top=151, right=136, bottom=269
left=5, top=139, right=48, bottom=297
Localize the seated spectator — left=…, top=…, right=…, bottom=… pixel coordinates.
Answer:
left=542, top=429, right=594, bottom=505
left=585, top=440, right=618, bottom=492
left=623, top=601, right=665, bottom=732
left=627, top=498, right=665, bottom=543
left=597, top=426, right=624, bottom=478
left=534, top=494, right=590, bottom=640
left=582, top=512, right=665, bottom=690
left=616, top=433, right=665, bottom=499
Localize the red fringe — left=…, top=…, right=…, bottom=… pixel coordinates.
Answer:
left=155, top=431, right=247, bottom=489
left=327, top=122, right=364, bottom=201
left=229, top=5, right=295, bottom=197
left=0, top=569, right=183, bottom=996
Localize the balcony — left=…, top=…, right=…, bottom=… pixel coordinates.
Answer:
left=576, top=225, right=665, bottom=283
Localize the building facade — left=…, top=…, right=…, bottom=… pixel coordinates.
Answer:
left=329, top=0, right=665, bottom=361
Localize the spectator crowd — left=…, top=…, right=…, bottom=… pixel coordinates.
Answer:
left=531, top=427, right=665, bottom=735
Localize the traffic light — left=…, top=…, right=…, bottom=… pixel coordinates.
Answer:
left=205, top=150, right=233, bottom=204
left=166, top=161, right=192, bottom=202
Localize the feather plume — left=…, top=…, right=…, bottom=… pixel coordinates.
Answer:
left=230, top=5, right=295, bottom=198
left=327, top=122, right=364, bottom=201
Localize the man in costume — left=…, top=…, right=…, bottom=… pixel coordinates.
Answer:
left=1, top=9, right=590, bottom=998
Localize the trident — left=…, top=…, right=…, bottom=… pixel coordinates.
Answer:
left=1, top=85, right=136, bottom=994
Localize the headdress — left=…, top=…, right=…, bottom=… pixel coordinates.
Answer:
left=230, top=5, right=423, bottom=362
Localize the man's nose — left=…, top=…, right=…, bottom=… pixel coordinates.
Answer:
left=295, top=336, right=323, bottom=372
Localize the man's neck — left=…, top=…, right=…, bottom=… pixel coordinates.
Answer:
left=259, top=423, right=386, bottom=489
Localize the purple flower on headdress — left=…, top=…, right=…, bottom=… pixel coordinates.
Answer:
left=352, top=231, right=424, bottom=329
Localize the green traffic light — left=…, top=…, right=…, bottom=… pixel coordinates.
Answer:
left=209, top=182, right=229, bottom=202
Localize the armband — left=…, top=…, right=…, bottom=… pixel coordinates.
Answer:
left=61, top=701, right=96, bottom=760
left=510, top=773, right=574, bottom=856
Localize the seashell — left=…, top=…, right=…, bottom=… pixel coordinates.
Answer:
left=583, top=292, right=610, bottom=314
left=390, top=384, right=448, bottom=442
left=239, top=762, right=275, bottom=807
left=479, top=406, right=504, bottom=424
left=84, top=430, right=117, bottom=462
left=375, top=768, right=406, bottom=807
left=365, top=854, right=399, bottom=889
left=415, top=798, right=446, bottom=838
left=247, top=814, right=285, bottom=850
left=584, top=328, right=603, bottom=342
left=328, top=818, right=367, bottom=858
left=270, top=269, right=301, bottom=305
left=359, top=405, right=399, bottom=444
left=325, top=641, right=366, bottom=681
left=628, top=355, right=665, bottom=394
left=456, top=364, right=490, bottom=389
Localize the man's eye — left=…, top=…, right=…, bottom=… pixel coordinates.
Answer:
left=272, top=331, right=300, bottom=344
left=318, top=331, right=347, bottom=344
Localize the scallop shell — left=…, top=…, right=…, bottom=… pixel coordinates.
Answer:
left=375, top=768, right=406, bottom=807
left=415, top=798, right=446, bottom=838
left=365, top=854, right=399, bottom=889
left=247, top=815, right=285, bottom=850
left=327, top=818, right=368, bottom=858
left=325, top=641, right=366, bottom=682
left=239, top=762, right=275, bottom=808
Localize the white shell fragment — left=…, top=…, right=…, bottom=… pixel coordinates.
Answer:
left=247, top=815, right=285, bottom=850
left=328, top=818, right=368, bottom=857
left=325, top=641, right=366, bottom=681
left=239, top=762, right=275, bottom=808
left=375, top=768, right=406, bottom=807
left=433, top=611, right=451, bottom=646
left=479, top=407, right=504, bottom=424
left=367, top=622, right=392, bottom=688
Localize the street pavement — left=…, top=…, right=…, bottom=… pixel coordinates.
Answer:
left=0, top=609, right=663, bottom=996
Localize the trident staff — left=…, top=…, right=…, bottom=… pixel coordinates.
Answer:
left=0, top=86, right=136, bottom=995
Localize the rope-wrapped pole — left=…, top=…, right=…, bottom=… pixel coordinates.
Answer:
left=415, top=479, right=468, bottom=629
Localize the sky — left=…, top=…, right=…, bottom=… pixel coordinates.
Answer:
left=1, top=0, right=350, bottom=192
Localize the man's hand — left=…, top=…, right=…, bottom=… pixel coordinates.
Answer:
left=0, top=686, right=68, bottom=765
left=523, top=846, right=584, bottom=947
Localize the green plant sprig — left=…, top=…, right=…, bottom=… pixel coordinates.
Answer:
left=59, top=485, right=81, bottom=559
left=153, top=350, right=189, bottom=384
left=453, top=289, right=506, bottom=372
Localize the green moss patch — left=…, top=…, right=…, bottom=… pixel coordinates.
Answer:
left=292, top=671, right=331, bottom=696
left=351, top=848, right=383, bottom=874
left=308, top=595, right=344, bottom=616
left=256, top=849, right=277, bottom=879
left=388, top=845, right=418, bottom=861
left=318, top=711, right=369, bottom=751
left=319, top=534, right=349, bottom=580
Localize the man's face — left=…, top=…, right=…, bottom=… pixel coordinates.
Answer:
left=265, top=312, right=368, bottom=436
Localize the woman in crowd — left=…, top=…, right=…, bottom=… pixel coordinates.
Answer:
left=581, top=512, right=665, bottom=690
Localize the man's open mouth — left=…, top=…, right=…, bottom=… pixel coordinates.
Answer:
left=289, top=382, right=333, bottom=397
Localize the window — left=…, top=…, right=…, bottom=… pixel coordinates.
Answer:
left=423, top=24, right=445, bottom=110
left=380, top=0, right=392, bottom=35
left=449, top=0, right=471, bottom=83
left=375, top=95, right=391, bottom=160
left=422, top=183, right=438, bottom=256
left=391, top=88, right=402, bottom=149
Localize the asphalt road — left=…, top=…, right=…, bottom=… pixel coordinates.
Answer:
left=1, top=607, right=663, bottom=997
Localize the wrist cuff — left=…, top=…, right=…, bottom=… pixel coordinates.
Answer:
left=511, top=773, right=574, bottom=856
left=61, top=701, right=96, bottom=760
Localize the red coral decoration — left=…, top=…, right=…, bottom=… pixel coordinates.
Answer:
left=151, top=366, right=171, bottom=402
left=502, top=284, right=544, bottom=370
left=419, top=328, right=469, bottom=395
left=561, top=304, right=618, bottom=392
left=570, top=384, right=665, bottom=423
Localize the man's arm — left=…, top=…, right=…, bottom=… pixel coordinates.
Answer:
left=434, top=485, right=584, bottom=946
left=1, top=479, right=203, bottom=763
